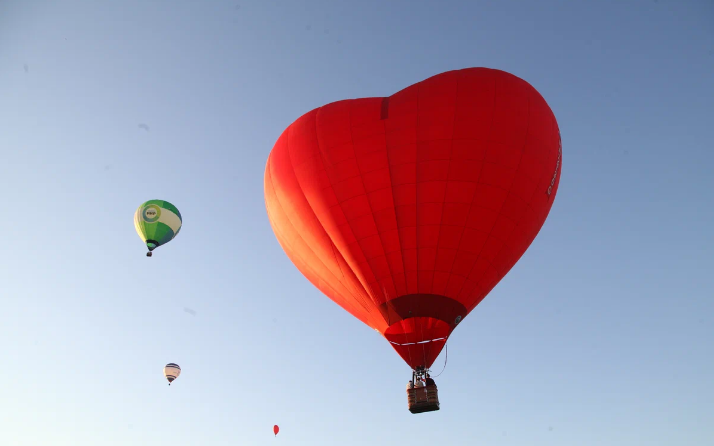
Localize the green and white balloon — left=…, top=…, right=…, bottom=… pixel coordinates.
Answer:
left=134, top=200, right=182, bottom=257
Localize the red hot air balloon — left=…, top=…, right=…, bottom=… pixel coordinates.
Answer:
left=273, top=425, right=279, bottom=436
left=264, top=67, right=561, bottom=376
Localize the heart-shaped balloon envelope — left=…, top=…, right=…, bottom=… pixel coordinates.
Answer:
left=265, top=68, right=561, bottom=370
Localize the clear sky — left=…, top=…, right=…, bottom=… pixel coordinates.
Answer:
left=1, top=1, right=712, bottom=445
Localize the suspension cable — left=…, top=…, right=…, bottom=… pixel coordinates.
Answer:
left=431, top=343, right=448, bottom=378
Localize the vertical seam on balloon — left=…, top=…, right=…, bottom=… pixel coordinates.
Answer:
left=298, top=107, right=369, bottom=306
left=381, top=113, right=411, bottom=304
left=523, top=111, right=561, bottom=252
left=269, top=211, right=367, bottom=323
left=403, top=319, right=414, bottom=369
left=457, top=78, right=532, bottom=302
left=343, top=100, right=399, bottom=328
left=268, top=131, right=374, bottom=323
left=380, top=97, right=389, bottom=119
left=414, top=82, right=428, bottom=368
left=308, top=107, right=384, bottom=325
left=378, top=99, right=410, bottom=329
left=507, top=89, right=547, bottom=258
left=430, top=70, right=462, bottom=300
left=419, top=315, right=428, bottom=369
left=265, top=153, right=357, bottom=315
left=401, top=85, right=418, bottom=363
left=403, top=83, right=420, bottom=366
left=415, top=82, right=421, bottom=295
left=266, top=198, right=361, bottom=318
left=307, top=112, right=382, bottom=323
left=442, top=69, right=498, bottom=298
left=328, top=241, right=348, bottom=285
left=507, top=93, right=558, bottom=272
left=491, top=90, right=532, bottom=278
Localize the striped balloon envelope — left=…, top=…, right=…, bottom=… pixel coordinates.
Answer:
left=164, top=363, right=181, bottom=385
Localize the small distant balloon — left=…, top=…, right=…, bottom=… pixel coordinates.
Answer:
left=273, top=425, right=279, bottom=436
left=164, top=363, right=181, bottom=385
left=134, top=200, right=182, bottom=257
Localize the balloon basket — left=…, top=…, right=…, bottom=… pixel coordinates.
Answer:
left=407, top=385, right=440, bottom=414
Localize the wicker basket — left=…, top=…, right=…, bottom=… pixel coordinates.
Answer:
left=407, top=384, right=440, bottom=414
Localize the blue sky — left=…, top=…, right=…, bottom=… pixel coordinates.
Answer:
left=1, top=0, right=712, bottom=445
